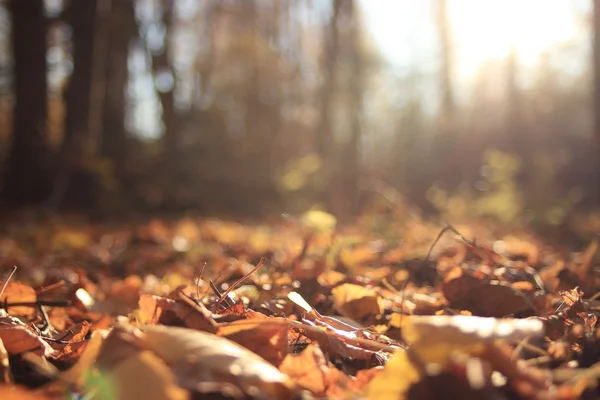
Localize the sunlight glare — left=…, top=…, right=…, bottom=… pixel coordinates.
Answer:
left=450, top=0, right=578, bottom=78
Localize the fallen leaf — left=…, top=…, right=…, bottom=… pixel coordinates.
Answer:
left=331, top=283, right=383, bottom=321
left=0, top=385, right=51, bottom=399
left=0, top=326, right=54, bottom=357
left=217, top=319, right=289, bottom=366
left=101, top=351, right=188, bottom=400
left=0, top=339, right=10, bottom=383
left=401, top=315, right=544, bottom=365
left=0, top=282, right=37, bottom=319
left=279, top=344, right=328, bottom=395
left=142, top=324, right=295, bottom=399
left=442, top=267, right=535, bottom=317
left=366, top=349, right=422, bottom=400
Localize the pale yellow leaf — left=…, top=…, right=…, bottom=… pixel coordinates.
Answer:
left=142, top=325, right=294, bottom=399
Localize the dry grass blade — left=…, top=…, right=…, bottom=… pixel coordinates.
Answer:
left=214, top=257, right=266, bottom=309
left=0, top=266, right=18, bottom=299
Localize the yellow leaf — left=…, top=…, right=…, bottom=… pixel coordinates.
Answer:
left=105, top=350, right=188, bottom=400
left=366, top=350, right=421, bottom=400
left=331, top=284, right=383, bottom=320
left=142, top=325, right=294, bottom=399
left=402, top=315, right=544, bottom=365
left=301, top=210, right=337, bottom=233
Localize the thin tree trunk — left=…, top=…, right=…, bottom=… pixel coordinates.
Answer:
left=316, top=0, right=340, bottom=159
left=2, top=0, right=51, bottom=204
left=339, top=0, right=363, bottom=215
left=315, top=0, right=341, bottom=211
left=101, top=0, right=135, bottom=176
left=64, top=0, right=97, bottom=152
left=149, top=1, right=179, bottom=160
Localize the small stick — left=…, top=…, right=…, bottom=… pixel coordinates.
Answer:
left=0, top=266, right=18, bottom=298
left=399, top=225, right=455, bottom=325
left=214, top=257, right=266, bottom=309
left=1, top=301, right=70, bottom=309
left=196, top=262, right=207, bottom=300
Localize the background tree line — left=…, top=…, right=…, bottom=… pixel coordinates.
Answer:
left=0, top=0, right=598, bottom=224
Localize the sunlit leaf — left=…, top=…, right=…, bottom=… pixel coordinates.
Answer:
left=331, top=283, right=383, bottom=320
left=142, top=325, right=295, bottom=398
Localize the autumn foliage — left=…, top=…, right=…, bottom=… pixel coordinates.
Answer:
left=0, top=211, right=598, bottom=399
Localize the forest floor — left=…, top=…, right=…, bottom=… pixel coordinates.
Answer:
left=0, top=209, right=599, bottom=399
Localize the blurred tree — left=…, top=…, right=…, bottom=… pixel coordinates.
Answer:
left=48, top=0, right=101, bottom=210
left=434, top=0, right=459, bottom=188
left=101, top=0, right=135, bottom=176
left=316, top=0, right=341, bottom=211
left=149, top=0, right=179, bottom=161
left=336, top=0, right=364, bottom=215
left=63, top=0, right=97, bottom=153
left=594, top=0, right=600, bottom=202
left=1, top=0, right=51, bottom=204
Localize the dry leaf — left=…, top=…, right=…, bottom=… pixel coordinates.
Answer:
left=402, top=315, right=544, bottom=365
left=102, top=350, right=189, bottom=400
left=0, top=339, right=10, bottom=384
left=442, top=267, right=534, bottom=317
left=61, top=330, right=107, bottom=386
left=279, top=344, right=328, bottom=395
left=0, top=326, right=54, bottom=357
left=0, top=282, right=37, bottom=319
left=331, top=284, right=383, bottom=321
left=0, top=385, right=50, bottom=400
left=366, top=349, right=422, bottom=400
left=217, top=319, right=289, bottom=367
left=142, top=325, right=295, bottom=399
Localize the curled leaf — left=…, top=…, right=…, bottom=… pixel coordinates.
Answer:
left=142, top=325, right=295, bottom=399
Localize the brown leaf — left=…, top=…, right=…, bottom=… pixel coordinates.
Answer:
left=0, top=282, right=37, bottom=319
left=279, top=344, right=328, bottom=396
left=442, top=267, right=535, bottom=317
left=331, top=283, right=383, bottom=321
left=217, top=319, right=289, bottom=367
left=0, top=385, right=51, bottom=400
left=102, top=351, right=189, bottom=400
left=142, top=324, right=295, bottom=399
left=0, top=339, right=11, bottom=384
left=0, top=325, right=54, bottom=357
left=49, top=322, right=91, bottom=362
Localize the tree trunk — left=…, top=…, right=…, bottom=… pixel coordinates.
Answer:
left=2, top=0, right=51, bottom=204
left=434, top=0, right=459, bottom=188
left=316, top=0, right=340, bottom=160
left=337, top=0, right=363, bottom=215
left=315, top=0, right=341, bottom=211
left=64, top=0, right=97, bottom=153
left=101, top=0, right=135, bottom=176
left=149, top=1, right=179, bottom=160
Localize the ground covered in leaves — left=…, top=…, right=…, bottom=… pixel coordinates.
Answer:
left=0, top=210, right=599, bottom=399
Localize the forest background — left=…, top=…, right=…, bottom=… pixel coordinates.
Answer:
left=1, top=0, right=599, bottom=229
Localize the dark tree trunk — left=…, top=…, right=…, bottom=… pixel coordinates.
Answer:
left=316, top=0, right=340, bottom=160
left=314, top=0, right=341, bottom=211
left=2, top=0, right=51, bottom=204
left=101, top=0, right=135, bottom=176
left=63, top=0, right=97, bottom=153
left=337, top=0, right=363, bottom=216
left=154, top=3, right=179, bottom=160
left=46, top=0, right=100, bottom=210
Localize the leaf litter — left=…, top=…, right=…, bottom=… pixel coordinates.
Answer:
left=0, top=214, right=598, bottom=399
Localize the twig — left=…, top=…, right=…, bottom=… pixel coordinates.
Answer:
left=214, top=257, right=266, bottom=309
left=1, top=301, right=70, bottom=309
left=196, top=262, right=207, bottom=300
left=0, top=266, right=18, bottom=298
